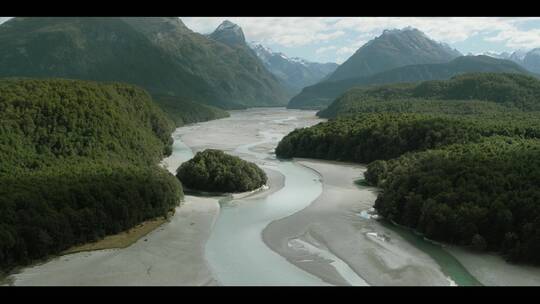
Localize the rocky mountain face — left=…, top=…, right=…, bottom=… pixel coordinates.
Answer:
left=0, top=17, right=289, bottom=109
left=208, top=20, right=246, bottom=47
left=250, top=43, right=338, bottom=94
left=323, top=27, right=462, bottom=83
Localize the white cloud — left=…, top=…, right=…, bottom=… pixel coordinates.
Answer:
left=182, top=17, right=344, bottom=47
left=2, top=17, right=540, bottom=63
left=182, top=17, right=540, bottom=52
left=485, top=27, right=540, bottom=50
left=336, top=46, right=356, bottom=56
left=315, top=46, right=337, bottom=54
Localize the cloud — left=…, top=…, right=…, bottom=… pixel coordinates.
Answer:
left=182, top=17, right=345, bottom=47
left=315, top=46, right=337, bottom=54
left=336, top=46, right=356, bottom=56
left=2, top=17, right=540, bottom=63
left=485, top=27, right=540, bottom=49
left=182, top=17, right=540, bottom=51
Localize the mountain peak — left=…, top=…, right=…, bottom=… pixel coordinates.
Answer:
left=324, top=27, right=462, bottom=82
left=209, top=20, right=246, bottom=46
left=217, top=20, right=240, bottom=31
left=382, top=26, right=423, bottom=36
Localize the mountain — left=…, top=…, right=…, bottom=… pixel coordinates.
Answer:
left=0, top=17, right=289, bottom=109
left=485, top=49, right=540, bottom=74
left=481, top=51, right=512, bottom=59
left=323, top=27, right=462, bottom=83
left=288, top=55, right=531, bottom=109
left=319, top=72, right=540, bottom=118
left=207, top=20, right=246, bottom=47
left=523, top=49, right=540, bottom=74
left=250, top=43, right=338, bottom=94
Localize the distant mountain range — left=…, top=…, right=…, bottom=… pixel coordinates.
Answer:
left=287, top=28, right=535, bottom=109
left=250, top=43, right=338, bottom=94
left=288, top=55, right=531, bottom=109
left=483, top=49, right=540, bottom=74
left=319, top=72, right=540, bottom=118
left=323, top=27, right=462, bottom=83
left=0, top=17, right=289, bottom=109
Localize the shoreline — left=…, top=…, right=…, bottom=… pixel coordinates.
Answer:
left=61, top=216, right=170, bottom=256
left=299, top=160, right=540, bottom=286
left=7, top=196, right=221, bottom=286
left=262, top=158, right=453, bottom=286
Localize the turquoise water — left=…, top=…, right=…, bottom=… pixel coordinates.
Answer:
left=378, top=220, right=482, bottom=286
left=205, top=161, right=329, bottom=285
left=162, top=131, right=195, bottom=174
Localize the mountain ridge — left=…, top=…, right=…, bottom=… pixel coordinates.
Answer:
left=323, top=27, right=462, bottom=83
left=250, top=42, right=338, bottom=94
left=288, top=55, right=531, bottom=109
left=0, top=17, right=289, bottom=110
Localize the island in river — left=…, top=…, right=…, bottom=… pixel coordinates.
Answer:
left=4, top=108, right=540, bottom=286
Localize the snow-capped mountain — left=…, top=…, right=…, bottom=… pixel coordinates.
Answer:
left=481, top=51, right=512, bottom=59
left=483, top=49, right=540, bottom=74
left=250, top=42, right=338, bottom=93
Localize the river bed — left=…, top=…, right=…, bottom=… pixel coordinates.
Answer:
left=5, top=108, right=540, bottom=286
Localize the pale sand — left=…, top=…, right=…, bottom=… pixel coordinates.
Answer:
left=446, top=246, right=540, bottom=286
left=62, top=217, right=169, bottom=255
left=8, top=196, right=219, bottom=286
left=262, top=159, right=452, bottom=286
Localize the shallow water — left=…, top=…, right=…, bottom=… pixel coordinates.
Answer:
left=378, top=221, right=482, bottom=286
left=205, top=161, right=329, bottom=285
left=5, top=108, right=497, bottom=286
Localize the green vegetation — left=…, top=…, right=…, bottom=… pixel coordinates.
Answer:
left=152, top=95, right=229, bottom=127
left=276, top=112, right=540, bottom=163
left=0, top=17, right=288, bottom=110
left=0, top=78, right=183, bottom=271
left=368, top=137, right=540, bottom=264
left=289, top=56, right=531, bottom=110
left=176, top=149, right=267, bottom=193
left=319, top=72, right=540, bottom=118
left=277, top=72, right=540, bottom=264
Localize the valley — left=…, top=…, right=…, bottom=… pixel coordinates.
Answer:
left=4, top=108, right=540, bottom=286
left=1, top=16, right=540, bottom=287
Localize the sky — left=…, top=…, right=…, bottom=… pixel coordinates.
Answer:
left=2, top=17, right=540, bottom=64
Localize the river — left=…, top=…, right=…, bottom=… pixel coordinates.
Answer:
left=5, top=108, right=539, bottom=286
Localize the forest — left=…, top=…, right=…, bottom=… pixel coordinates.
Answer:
left=152, top=95, right=229, bottom=127
left=176, top=149, right=267, bottom=193
left=0, top=78, right=183, bottom=272
left=319, top=72, right=540, bottom=118
left=367, top=137, right=540, bottom=264
left=276, top=112, right=540, bottom=163
left=276, top=72, right=540, bottom=264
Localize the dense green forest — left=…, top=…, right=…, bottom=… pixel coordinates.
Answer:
left=277, top=73, right=540, bottom=263
left=276, top=112, right=540, bottom=163
left=366, top=137, right=540, bottom=264
left=0, top=78, right=183, bottom=272
left=319, top=72, right=540, bottom=118
left=176, top=149, right=267, bottom=193
left=289, top=56, right=530, bottom=110
left=152, top=95, right=229, bottom=127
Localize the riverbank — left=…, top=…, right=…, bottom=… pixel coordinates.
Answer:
left=446, top=246, right=540, bottom=286
left=262, top=158, right=453, bottom=286
left=4, top=110, right=305, bottom=286
left=62, top=217, right=169, bottom=255
left=6, top=195, right=220, bottom=286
